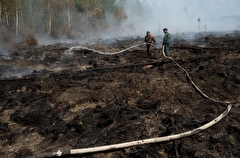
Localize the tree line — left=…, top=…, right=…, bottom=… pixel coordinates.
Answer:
left=0, top=0, right=126, bottom=40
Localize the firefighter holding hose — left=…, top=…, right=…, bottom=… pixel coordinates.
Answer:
left=144, top=31, right=156, bottom=57
left=162, top=28, right=171, bottom=57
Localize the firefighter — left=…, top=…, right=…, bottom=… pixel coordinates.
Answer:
left=162, top=28, right=171, bottom=57
left=144, top=31, right=156, bottom=57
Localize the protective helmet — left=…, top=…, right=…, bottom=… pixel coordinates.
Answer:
left=146, top=31, right=150, bottom=34
left=163, top=28, right=168, bottom=31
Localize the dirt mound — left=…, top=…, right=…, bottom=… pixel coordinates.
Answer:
left=0, top=33, right=240, bottom=158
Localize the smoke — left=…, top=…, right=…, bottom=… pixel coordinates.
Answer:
left=106, top=0, right=240, bottom=37
left=0, top=64, right=34, bottom=79
left=1, top=0, right=239, bottom=47
left=0, top=48, right=11, bottom=60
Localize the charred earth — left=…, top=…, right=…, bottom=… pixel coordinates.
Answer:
left=0, top=32, right=240, bottom=158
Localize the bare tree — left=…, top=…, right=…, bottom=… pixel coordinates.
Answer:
left=0, top=0, right=126, bottom=38
left=15, top=0, right=19, bottom=36
left=47, top=0, right=52, bottom=35
left=198, top=17, right=201, bottom=33
left=67, top=0, right=71, bottom=30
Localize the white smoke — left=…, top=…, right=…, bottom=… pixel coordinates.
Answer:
left=109, top=0, right=240, bottom=36
left=0, top=49, right=11, bottom=60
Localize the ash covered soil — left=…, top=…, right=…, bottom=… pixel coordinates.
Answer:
left=0, top=33, right=240, bottom=158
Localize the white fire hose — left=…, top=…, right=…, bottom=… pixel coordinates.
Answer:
left=30, top=43, right=233, bottom=158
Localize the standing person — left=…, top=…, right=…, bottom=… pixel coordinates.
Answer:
left=162, top=28, right=171, bottom=57
left=145, top=31, right=156, bottom=57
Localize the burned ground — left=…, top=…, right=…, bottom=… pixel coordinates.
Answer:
left=0, top=33, right=240, bottom=158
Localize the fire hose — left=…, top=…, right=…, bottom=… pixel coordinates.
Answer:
left=65, top=43, right=142, bottom=55
left=30, top=43, right=233, bottom=158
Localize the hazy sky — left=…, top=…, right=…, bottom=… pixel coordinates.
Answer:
left=142, top=0, right=239, bottom=18
left=116, top=0, right=240, bottom=35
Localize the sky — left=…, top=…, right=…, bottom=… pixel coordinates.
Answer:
left=114, top=0, right=240, bottom=36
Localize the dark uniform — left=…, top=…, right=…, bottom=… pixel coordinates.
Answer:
left=162, top=28, right=171, bottom=57
left=145, top=31, right=156, bottom=56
